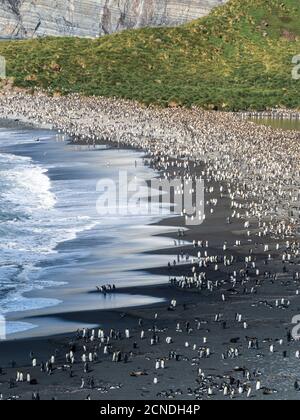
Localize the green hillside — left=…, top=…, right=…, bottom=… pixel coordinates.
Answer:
left=0, top=0, right=299, bottom=110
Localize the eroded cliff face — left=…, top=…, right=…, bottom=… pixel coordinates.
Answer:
left=98, top=0, right=227, bottom=35
left=0, top=0, right=227, bottom=38
left=0, top=0, right=102, bottom=37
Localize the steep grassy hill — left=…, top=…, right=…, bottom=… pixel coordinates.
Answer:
left=0, top=0, right=299, bottom=110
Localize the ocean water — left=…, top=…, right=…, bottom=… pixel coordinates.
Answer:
left=0, top=124, right=176, bottom=337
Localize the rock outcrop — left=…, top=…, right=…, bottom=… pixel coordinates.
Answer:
left=0, top=0, right=227, bottom=38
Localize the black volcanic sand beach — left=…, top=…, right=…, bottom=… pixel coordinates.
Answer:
left=1, top=158, right=300, bottom=401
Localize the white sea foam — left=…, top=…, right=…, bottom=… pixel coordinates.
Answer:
left=5, top=321, right=37, bottom=336
left=0, top=129, right=172, bottom=336
left=3, top=166, right=56, bottom=211
left=0, top=131, right=97, bottom=332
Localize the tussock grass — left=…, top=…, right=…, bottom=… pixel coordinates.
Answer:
left=0, top=0, right=299, bottom=110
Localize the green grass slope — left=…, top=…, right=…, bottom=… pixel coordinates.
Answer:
left=0, top=0, right=299, bottom=110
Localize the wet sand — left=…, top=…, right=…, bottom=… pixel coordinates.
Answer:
left=0, top=92, right=300, bottom=400
left=0, top=162, right=300, bottom=400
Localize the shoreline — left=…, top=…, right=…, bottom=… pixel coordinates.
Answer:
left=0, top=123, right=182, bottom=340
left=1, top=93, right=300, bottom=399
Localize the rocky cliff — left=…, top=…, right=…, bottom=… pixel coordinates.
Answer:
left=0, top=0, right=227, bottom=38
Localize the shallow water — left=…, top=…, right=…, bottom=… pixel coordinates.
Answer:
left=248, top=117, right=300, bottom=131
left=0, top=123, right=177, bottom=337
